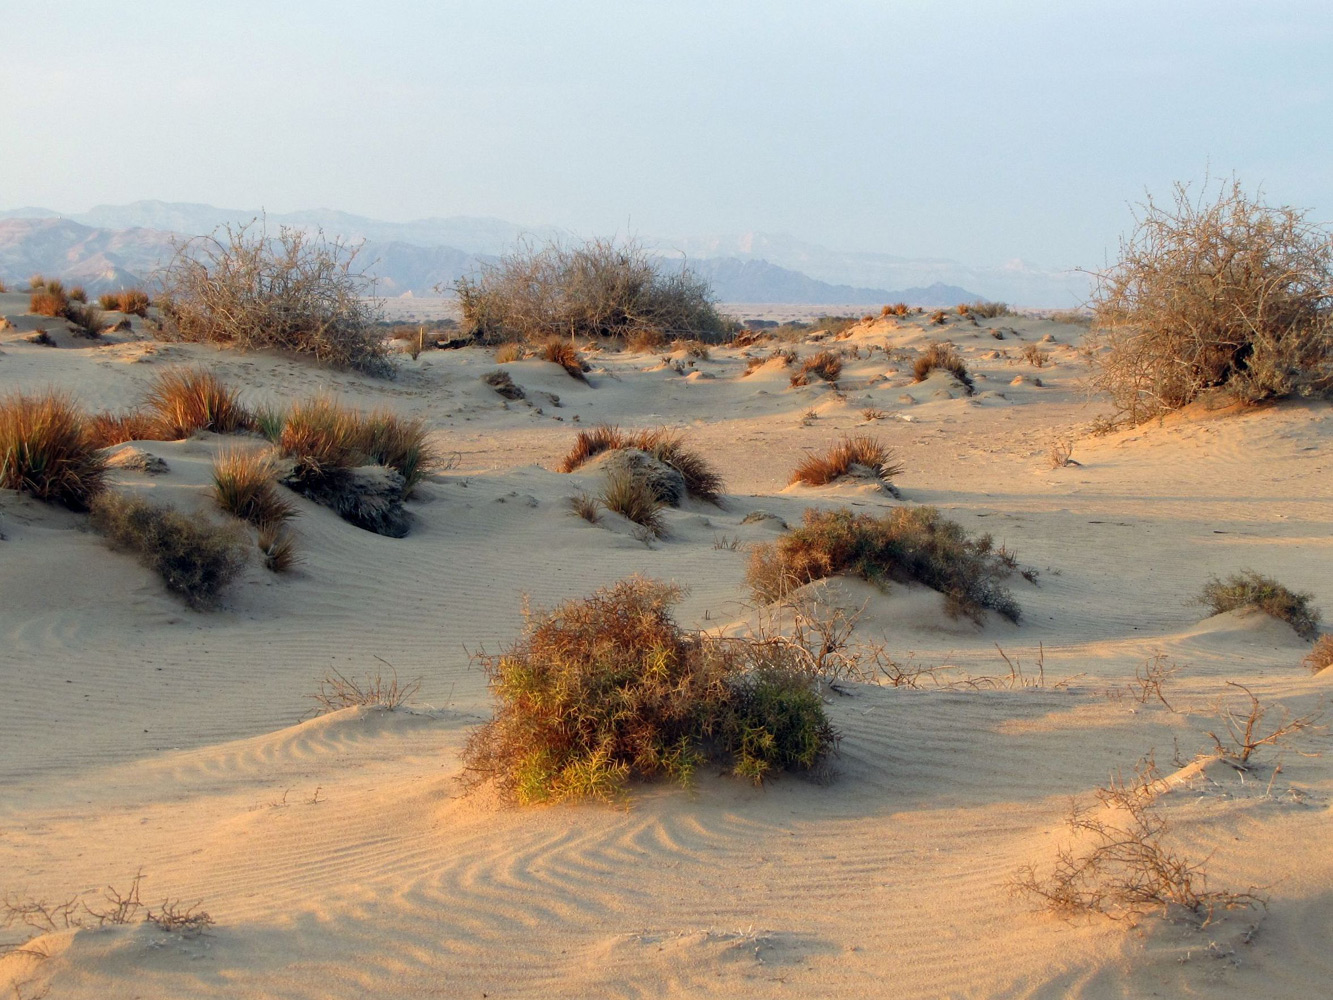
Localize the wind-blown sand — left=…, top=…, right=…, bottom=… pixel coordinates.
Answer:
left=1, top=295, right=1330, bottom=998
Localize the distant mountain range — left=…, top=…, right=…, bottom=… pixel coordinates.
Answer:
left=0, top=200, right=1091, bottom=306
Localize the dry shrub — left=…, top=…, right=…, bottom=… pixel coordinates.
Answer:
left=599, top=467, right=665, bottom=536
left=68, top=303, right=105, bottom=337
left=27, top=274, right=46, bottom=291
left=968, top=301, right=1011, bottom=319
left=570, top=492, right=600, bottom=523
left=160, top=221, right=389, bottom=375
left=68, top=285, right=86, bottom=303
left=211, top=448, right=297, bottom=529
left=747, top=506, right=1023, bottom=622
left=559, top=425, right=724, bottom=503
left=88, top=409, right=163, bottom=448
left=1089, top=180, right=1333, bottom=424
left=494, top=342, right=523, bottom=363
left=1206, top=680, right=1325, bottom=766
left=145, top=368, right=253, bottom=439
left=955, top=303, right=971, bottom=316
left=91, top=492, right=249, bottom=608
left=542, top=338, right=589, bottom=381
left=361, top=410, right=432, bottom=494
left=1049, top=308, right=1092, bottom=326
left=1021, top=343, right=1051, bottom=367
left=789, top=434, right=903, bottom=489
left=460, top=578, right=837, bottom=803
left=279, top=396, right=434, bottom=495
left=928, top=309, right=947, bottom=325
left=312, top=664, right=420, bottom=713
left=29, top=289, right=69, bottom=318
left=258, top=524, right=299, bottom=573
left=861, top=406, right=887, bottom=421
left=1198, top=569, right=1321, bottom=639
left=453, top=238, right=733, bottom=345
left=912, top=342, right=975, bottom=394
left=789, top=350, right=843, bottom=387
left=1304, top=635, right=1333, bottom=673
left=0, top=392, right=107, bottom=509
left=482, top=368, right=525, bottom=400
left=627, top=327, right=667, bottom=352
left=111, top=289, right=149, bottom=316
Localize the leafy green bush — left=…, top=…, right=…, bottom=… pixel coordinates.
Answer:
left=461, top=578, right=838, bottom=803
left=1198, top=570, right=1321, bottom=639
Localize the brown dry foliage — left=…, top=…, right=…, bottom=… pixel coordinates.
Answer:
left=211, top=448, right=297, bottom=529
left=0, top=391, right=107, bottom=509
left=599, top=467, right=665, bottom=536
left=558, top=424, right=724, bottom=503
left=145, top=368, right=254, bottom=439
left=789, top=350, right=843, bottom=387
left=789, top=434, right=903, bottom=488
left=1303, top=635, right=1333, bottom=673
left=88, top=409, right=163, bottom=448
left=542, top=338, right=589, bottom=381
left=29, top=289, right=69, bottom=318
left=912, top=343, right=975, bottom=394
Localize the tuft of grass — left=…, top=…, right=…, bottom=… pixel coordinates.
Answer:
left=1197, top=570, right=1321, bottom=639
left=144, top=368, right=254, bottom=439
left=361, top=409, right=433, bottom=494
left=570, top=491, right=601, bottom=523
left=88, top=409, right=163, bottom=448
left=68, top=285, right=87, bottom=303
left=312, top=665, right=420, bottom=713
left=0, top=392, right=108, bottom=509
left=558, top=424, right=626, bottom=472
left=789, top=350, right=843, bottom=387
left=460, top=577, right=837, bottom=803
left=747, top=506, right=1023, bottom=622
left=1021, top=343, right=1051, bottom=368
left=599, top=467, right=665, bottom=536
left=542, top=339, right=589, bottom=381
left=494, top=342, right=523, bottom=363
left=928, top=309, right=947, bottom=325
left=627, top=327, right=667, bottom=352
left=559, top=424, right=724, bottom=503
left=91, top=492, right=250, bottom=607
left=861, top=406, right=887, bottom=421
left=67, top=303, right=105, bottom=337
left=30, top=288, right=70, bottom=318
left=28, top=274, right=46, bottom=291
left=1303, top=635, right=1333, bottom=673
left=789, top=434, right=903, bottom=489
left=912, top=343, right=975, bottom=394
left=482, top=368, right=525, bottom=400
left=253, top=405, right=285, bottom=442
left=968, top=301, right=1011, bottom=319
left=278, top=395, right=435, bottom=495
left=258, top=524, right=299, bottom=573
left=211, top=448, right=298, bottom=529
left=100, top=289, right=151, bottom=316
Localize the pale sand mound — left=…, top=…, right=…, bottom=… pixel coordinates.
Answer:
left=1, top=307, right=1331, bottom=998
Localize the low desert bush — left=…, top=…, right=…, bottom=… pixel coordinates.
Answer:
left=1048, top=309, right=1092, bottom=326
left=88, top=409, right=163, bottom=448
left=0, top=391, right=107, bottom=508
left=627, top=327, right=667, bottom=352
left=68, top=285, right=87, bottom=303
left=912, top=343, right=975, bottom=394
left=28, top=274, right=46, bottom=291
left=968, top=301, right=1011, bottom=319
left=789, top=434, right=903, bottom=489
left=1302, top=635, right=1333, bottom=673
left=211, top=448, right=297, bottom=529
left=453, top=238, right=733, bottom=345
left=91, top=492, right=249, bottom=607
left=558, top=425, right=724, bottom=503
left=482, top=369, right=525, bottom=399
left=362, top=410, right=433, bottom=494
left=278, top=396, right=434, bottom=495
left=599, top=467, right=665, bottom=536
left=98, top=288, right=151, bottom=316
left=789, top=350, right=843, bottom=387
left=258, top=524, right=299, bottom=573
left=542, top=338, right=589, bottom=381
left=67, top=303, right=105, bottom=337
left=747, top=506, right=1022, bottom=622
left=1021, top=343, right=1051, bottom=368
left=30, top=288, right=70, bottom=318
left=160, top=221, right=389, bottom=375
left=928, top=309, right=947, bottom=325
left=1197, top=570, right=1321, bottom=639
left=145, top=368, right=254, bottom=439
left=1088, top=180, right=1333, bottom=423
left=460, top=577, right=838, bottom=803
left=494, top=342, right=523, bottom=363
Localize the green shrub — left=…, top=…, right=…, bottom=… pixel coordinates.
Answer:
left=1198, top=570, right=1321, bottom=639
left=0, top=392, right=107, bottom=509
left=91, top=492, right=250, bottom=607
left=747, top=506, right=1022, bottom=622
left=461, top=577, right=838, bottom=803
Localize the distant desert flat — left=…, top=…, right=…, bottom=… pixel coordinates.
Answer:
left=1, top=294, right=1330, bottom=999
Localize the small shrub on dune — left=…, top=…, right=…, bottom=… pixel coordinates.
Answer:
left=67, top=303, right=105, bottom=338
left=30, top=288, right=70, bottom=318
left=968, top=301, right=1011, bottom=319
left=68, top=285, right=87, bottom=303
left=361, top=410, right=434, bottom=494
left=28, top=274, right=46, bottom=292
left=912, top=343, right=975, bottom=394
left=145, top=368, right=253, bottom=439
left=258, top=524, right=299, bottom=573
left=1197, top=570, right=1321, bottom=639
left=211, top=448, right=297, bottom=529
left=789, top=350, right=843, bottom=387
left=252, top=405, right=285, bottom=442
left=559, top=424, right=626, bottom=473
left=542, top=339, right=589, bottom=381
left=0, top=392, right=107, bottom=509
left=789, top=434, right=903, bottom=489
left=955, top=303, right=971, bottom=316
left=747, top=506, right=1023, bottom=622
left=279, top=396, right=367, bottom=480
left=559, top=424, right=724, bottom=503
left=1304, top=635, right=1333, bottom=673
left=99, top=289, right=151, bottom=316
left=91, top=492, right=249, bottom=607
left=600, top=467, right=665, bottom=536
left=482, top=369, right=525, bottom=400
left=494, top=342, right=523, bottom=364
left=88, top=409, right=163, bottom=448
left=929, top=309, right=947, bottom=325
left=627, top=327, right=667, bottom=353
left=460, top=577, right=838, bottom=803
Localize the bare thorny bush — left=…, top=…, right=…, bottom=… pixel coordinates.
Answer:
left=1087, top=179, right=1333, bottom=424
left=159, top=220, right=390, bottom=375
left=310, top=659, right=421, bottom=714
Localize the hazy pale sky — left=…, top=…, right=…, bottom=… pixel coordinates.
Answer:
left=4, top=1, right=1330, bottom=267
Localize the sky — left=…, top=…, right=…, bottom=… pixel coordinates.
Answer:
left=3, top=1, right=1330, bottom=269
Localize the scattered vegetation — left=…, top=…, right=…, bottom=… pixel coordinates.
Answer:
left=159, top=220, right=389, bottom=374
left=91, top=492, right=250, bottom=607
left=453, top=238, right=733, bottom=345
left=789, top=350, right=843, bottom=387
left=0, top=391, right=107, bottom=509
left=1021, top=343, right=1051, bottom=367
left=1303, top=635, right=1333, bottom=673
left=311, top=663, right=420, bottom=713
left=967, top=301, right=1011, bottom=319
left=747, top=506, right=1023, bottom=622
left=482, top=369, right=525, bottom=399
left=145, top=368, right=254, bottom=439
left=2, top=871, right=214, bottom=941
left=912, top=343, right=975, bottom=394
left=257, top=524, right=299, bottom=573
left=558, top=425, right=724, bottom=503
left=279, top=396, right=433, bottom=494
left=788, top=434, right=903, bottom=489
left=1088, top=179, right=1333, bottom=424
left=210, top=448, right=297, bottom=529
left=542, top=338, right=589, bottom=381
left=599, top=467, right=665, bottom=537
left=460, top=577, right=838, bottom=803
left=861, top=406, right=887, bottom=421
left=1206, top=681, right=1325, bottom=766
left=1197, top=570, right=1321, bottom=639
left=99, top=289, right=151, bottom=316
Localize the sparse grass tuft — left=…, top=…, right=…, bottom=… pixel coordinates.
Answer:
left=312, top=664, right=420, bottom=713
left=30, top=289, right=69, bottom=318
left=91, top=492, right=250, bottom=607
left=88, top=409, right=163, bottom=448
left=494, top=342, right=523, bottom=363
left=361, top=409, right=433, bottom=494
left=542, top=339, right=589, bottom=381
left=1303, top=635, right=1333, bottom=673
left=570, top=491, right=601, bottom=523
left=460, top=577, right=837, bottom=803
left=211, top=448, right=298, bottom=529
left=747, top=506, right=1023, bottom=622
left=483, top=369, right=525, bottom=399
left=0, top=392, right=107, bottom=509
left=558, top=424, right=626, bottom=472
left=68, top=285, right=87, bottom=303
left=912, top=343, right=974, bottom=394
left=258, top=524, right=299, bottom=573
left=789, top=350, right=843, bottom=387
left=145, top=368, right=254, bottom=439
left=1197, top=569, right=1321, bottom=639
left=559, top=425, right=724, bottom=503
left=968, top=301, right=1011, bottom=318
left=280, top=395, right=369, bottom=479
left=600, top=467, right=665, bottom=536
left=789, top=434, right=903, bottom=489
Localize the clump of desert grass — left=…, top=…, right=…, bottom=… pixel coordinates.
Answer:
left=460, top=577, right=838, bottom=803
left=98, top=289, right=151, bottom=316
left=541, top=338, right=589, bottom=381
left=789, top=350, right=843, bottom=387
left=599, top=467, right=665, bottom=537
left=967, top=301, right=1011, bottom=319
left=789, top=434, right=903, bottom=490
left=361, top=410, right=432, bottom=493
left=91, top=492, right=250, bottom=607
left=747, top=506, right=1023, bottom=623
left=145, top=368, right=254, bottom=439
left=1197, top=569, right=1321, bottom=640
left=913, top=343, right=975, bottom=394
left=30, top=283, right=70, bottom=319
left=67, top=302, right=105, bottom=337
left=558, top=424, right=724, bottom=504
left=210, top=448, right=297, bottom=529
left=88, top=410, right=164, bottom=449
left=278, top=396, right=435, bottom=495
left=0, top=391, right=107, bottom=509
left=257, top=525, right=299, bottom=573
left=1304, top=635, right=1333, bottom=673
left=482, top=369, right=525, bottom=399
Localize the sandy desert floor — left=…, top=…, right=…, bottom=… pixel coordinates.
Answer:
left=1, top=296, right=1330, bottom=998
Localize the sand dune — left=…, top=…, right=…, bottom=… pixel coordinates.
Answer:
left=2, top=295, right=1330, bottom=998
